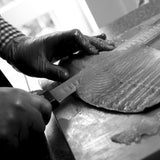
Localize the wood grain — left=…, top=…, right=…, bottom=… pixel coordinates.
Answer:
left=54, top=96, right=160, bottom=160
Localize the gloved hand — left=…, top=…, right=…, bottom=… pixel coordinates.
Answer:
left=2, top=29, right=115, bottom=82
left=0, top=87, right=52, bottom=160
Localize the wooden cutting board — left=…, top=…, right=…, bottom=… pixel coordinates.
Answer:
left=54, top=18, right=160, bottom=160
left=46, top=2, right=160, bottom=159
left=54, top=42, right=160, bottom=160
left=52, top=46, right=160, bottom=160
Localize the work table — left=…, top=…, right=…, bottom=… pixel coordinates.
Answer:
left=45, top=1, right=160, bottom=160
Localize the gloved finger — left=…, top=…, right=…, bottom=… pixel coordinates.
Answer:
left=86, top=35, right=115, bottom=51
left=93, top=33, right=106, bottom=40
left=70, top=29, right=99, bottom=55
left=43, top=62, right=69, bottom=82
left=45, top=29, right=98, bottom=56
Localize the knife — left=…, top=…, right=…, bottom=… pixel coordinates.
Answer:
left=39, top=74, right=80, bottom=105
left=39, top=59, right=98, bottom=104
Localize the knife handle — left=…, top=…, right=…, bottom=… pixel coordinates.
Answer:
left=32, top=89, right=59, bottom=110
left=43, top=90, right=59, bottom=109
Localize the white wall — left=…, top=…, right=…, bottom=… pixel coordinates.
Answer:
left=85, top=0, right=139, bottom=28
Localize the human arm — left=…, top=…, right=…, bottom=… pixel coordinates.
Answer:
left=0, top=16, right=54, bottom=159
left=0, top=16, right=114, bottom=159
left=0, top=16, right=115, bottom=82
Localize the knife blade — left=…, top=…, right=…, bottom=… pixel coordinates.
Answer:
left=40, top=74, right=80, bottom=104
left=38, top=69, right=83, bottom=106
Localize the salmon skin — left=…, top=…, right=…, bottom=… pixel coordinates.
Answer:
left=77, top=46, right=160, bottom=113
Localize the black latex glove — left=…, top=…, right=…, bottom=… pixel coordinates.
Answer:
left=0, top=87, right=52, bottom=160
left=2, top=29, right=115, bottom=82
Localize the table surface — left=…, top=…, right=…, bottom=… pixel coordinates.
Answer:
left=45, top=1, right=160, bottom=160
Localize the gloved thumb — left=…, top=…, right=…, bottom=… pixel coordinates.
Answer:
left=44, top=62, right=69, bottom=82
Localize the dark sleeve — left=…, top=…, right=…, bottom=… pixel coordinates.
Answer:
left=0, top=16, right=24, bottom=51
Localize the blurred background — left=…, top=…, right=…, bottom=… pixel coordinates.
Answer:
left=0, top=0, right=149, bottom=91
